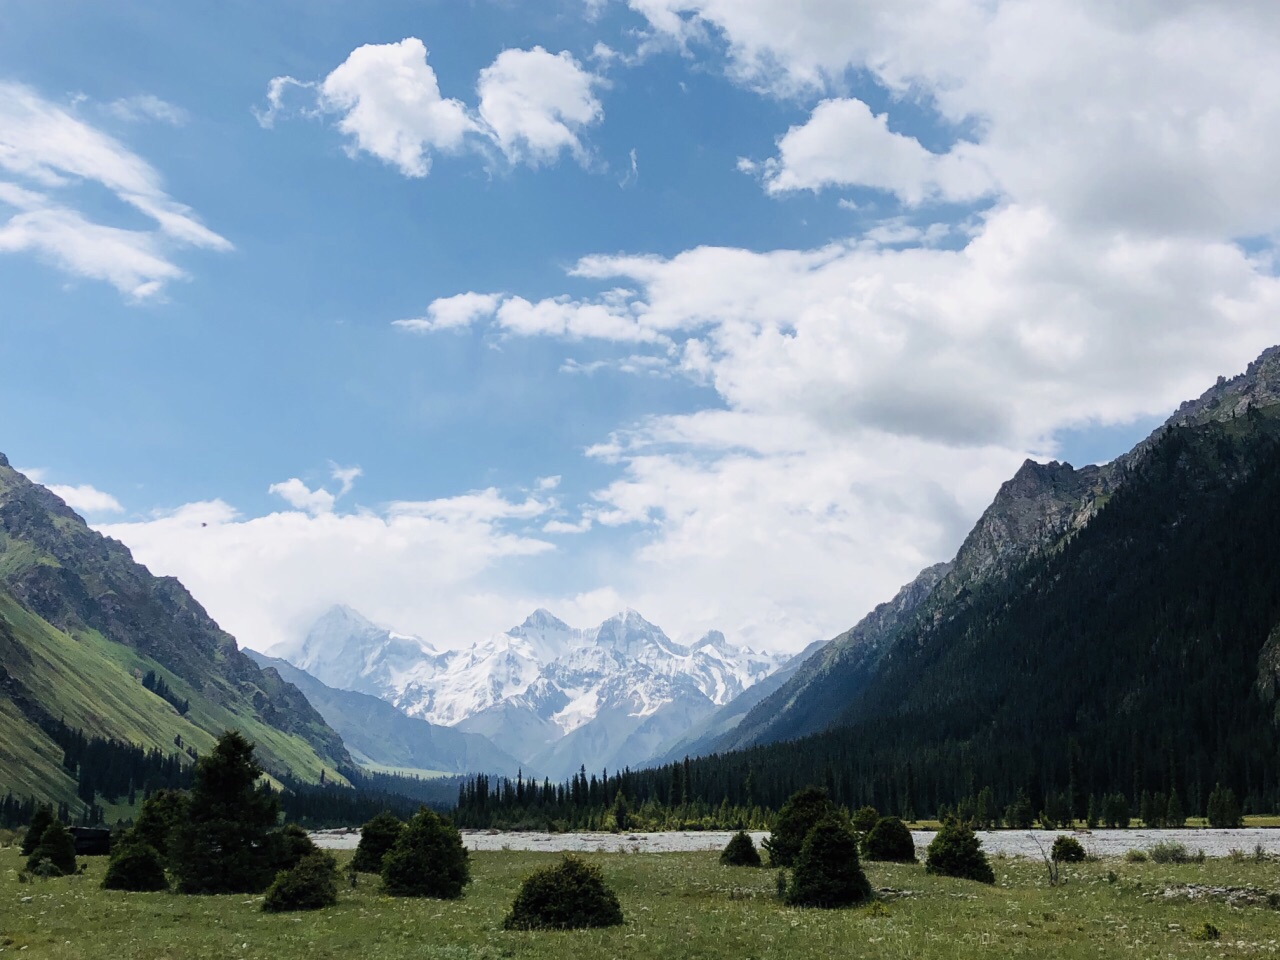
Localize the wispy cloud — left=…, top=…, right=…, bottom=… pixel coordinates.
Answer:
left=0, top=82, right=229, bottom=298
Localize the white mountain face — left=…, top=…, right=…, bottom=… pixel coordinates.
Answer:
left=281, top=606, right=786, bottom=779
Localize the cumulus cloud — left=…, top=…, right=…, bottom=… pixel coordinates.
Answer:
left=632, top=1, right=1280, bottom=237
left=98, top=484, right=556, bottom=652
left=0, top=83, right=229, bottom=297
left=751, top=98, right=993, bottom=204
left=269, top=478, right=336, bottom=516
left=317, top=38, right=477, bottom=178
left=476, top=47, right=603, bottom=165
left=261, top=38, right=604, bottom=177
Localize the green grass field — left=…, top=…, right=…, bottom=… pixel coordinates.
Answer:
left=5, top=845, right=1280, bottom=959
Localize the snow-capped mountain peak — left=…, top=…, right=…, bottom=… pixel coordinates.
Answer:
left=284, top=605, right=788, bottom=779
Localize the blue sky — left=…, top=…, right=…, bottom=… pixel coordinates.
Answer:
left=3, top=1, right=1278, bottom=653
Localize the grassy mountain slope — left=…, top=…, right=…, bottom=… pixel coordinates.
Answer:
left=246, top=650, right=526, bottom=778
left=0, top=455, right=352, bottom=803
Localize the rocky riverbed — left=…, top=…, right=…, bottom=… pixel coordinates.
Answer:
left=309, top=826, right=1280, bottom=858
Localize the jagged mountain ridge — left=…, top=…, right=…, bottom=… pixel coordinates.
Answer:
left=0, top=456, right=352, bottom=804
left=278, top=606, right=786, bottom=778
left=707, top=344, right=1280, bottom=755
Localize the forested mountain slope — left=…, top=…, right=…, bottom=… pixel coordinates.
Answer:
left=0, top=455, right=351, bottom=806
left=657, top=349, right=1280, bottom=816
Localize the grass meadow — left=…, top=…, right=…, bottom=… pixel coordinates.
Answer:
left=5, top=845, right=1280, bottom=959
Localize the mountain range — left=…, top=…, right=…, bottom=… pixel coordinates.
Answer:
left=271, top=606, right=786, bottom=779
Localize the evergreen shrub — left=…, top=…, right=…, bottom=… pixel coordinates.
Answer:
left=102, top=842, right=168, bottom=892
left=850, top=806, right=880, bottom=836
left=21, top=807, right=55, bottom=858
left=503, top=855, right=623, bottom=930
left=925, top=820, right=994, bottom=884
left=763, top=787, right=837, bottom=868
left=1050, top=835, right=1086, bottom=863
left=263, top=852, right=339, bottom=913
left=267, top=823, right=317, bottom=874
left=26, top=820, right=77, bottom=877
left=381, top=808, right=470, bottom=899
left=785, top=816, right=873, bottom=909
left=352, top=811, right=404, bottom=873
left=863, top=817, right=916, bottom=863
left=720, top=830, right=762, bottom=867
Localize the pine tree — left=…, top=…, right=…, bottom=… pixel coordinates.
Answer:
left=381, top=807, right=470, bottom=899
left=352, top=812, right=404, bottom=873
left=21, top=806, right=54, bottom=857
left=763, top=787, right=836, bottom=868
left=27, top=819, right=77, bottom=876
left=785, top=816, right=873, bottom=908
left=1166, top=788, right=1186, bottom=828
left=170, top=731, right=281, bottom=894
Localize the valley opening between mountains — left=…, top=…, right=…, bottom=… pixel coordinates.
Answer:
left=8, top=347, right=1280, bottom=957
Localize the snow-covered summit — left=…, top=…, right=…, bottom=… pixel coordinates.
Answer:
left=281, top=605, right=787, bottom=778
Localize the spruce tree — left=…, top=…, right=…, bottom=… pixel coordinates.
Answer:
left=131, top=789, right=189, bottom=860
left=763, top=787, right=837, bottom=868
left=1166, top=789, right=1186, bottom=828
left=925, top=819, right=994, bottom=884
left=381, top=807, right=471, bottom=899
left=21, top=806, right=54, bottom=858
left=720, top=830, right=762, bottom=867
left=503, top=856, right=623, bottom=930
left=102, top=842, right=169, bottom=892
left=863, top=817, right=916, bottom=863
left=170, top=731, right=281, bottom=894
left=27, top=819, right=77, bottom=876
left=785, top=816, right=873, bottom=908
left=352, top=811, right=404, bottom=873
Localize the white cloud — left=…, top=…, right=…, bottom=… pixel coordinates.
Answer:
left=98, top=486, right=556, bottom=653
left=268, top=478, right=336, bottom=516
left=0, top=83, right=230, bottom=297
left=329, top=463, right=363, bottom=497
left=753, top=98, right=993, bottom=204
left=46, top=483, right=124, bottom=514
left=105, top=95, right=188, bottom=126
left=631, top=1, right=1280, bottom=238
left=394, top=291, right=502, bottom=333
left=476, top=47, right=603, bottom=166
left=262, top=39, right=606, bottom=177
left=316, top=38, right=477, bottom=178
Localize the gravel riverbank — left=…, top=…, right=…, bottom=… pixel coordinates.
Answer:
left=309, top=826, right=1280, bottom=858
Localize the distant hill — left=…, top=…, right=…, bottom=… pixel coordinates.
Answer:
left=644, top=346, right=1280, bottom=816
left=0, top=455, right=351, bottom=807
left=245, top=650, right=525, bottom=778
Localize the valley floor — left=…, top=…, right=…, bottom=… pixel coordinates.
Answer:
left=5, top=846, right=1280, bottom=959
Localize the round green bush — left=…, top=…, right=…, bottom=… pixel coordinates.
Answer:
left=503, top=855, right=623, bottom=930
left=785, top=816, right=873, bottom=909
left=925, top=820, right=994, bottom=884
left=720, top=830, right=762, bottom=867
left=102, top=842, right=169, bottom=892
left=863, top=817, right=917, bottom=863
left=763, top=786, right=837, bottom=868
left=352, top=811, right=404, bottom=873
left=263, top=852, right=339, bottom=913
left=381, top=808, right=470, bottom=899
left=1051, top=835, right=1086, bottom=863
left=26, top=819, right=77, bottom=877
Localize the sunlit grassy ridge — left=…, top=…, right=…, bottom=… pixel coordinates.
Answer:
left=5, top=846, right=1280, bottom=959
left=0, top=587, right=347, bottom=807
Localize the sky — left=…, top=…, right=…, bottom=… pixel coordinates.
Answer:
left=3, top=0, right=1279, bottom=655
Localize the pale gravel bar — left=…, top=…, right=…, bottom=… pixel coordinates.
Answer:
left=310, top=827, right=1280, bottom=858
